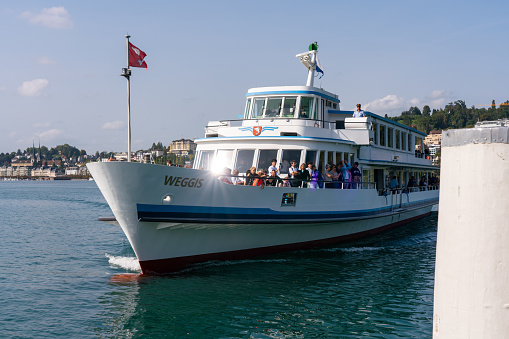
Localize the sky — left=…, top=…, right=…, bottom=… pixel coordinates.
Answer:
left=1, top=0, right=508, bottom=154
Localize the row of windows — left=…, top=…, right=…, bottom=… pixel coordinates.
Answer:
left=371, top=123, right=423, bottom=151
left=196, top=148, right=355, bottom=175
left=244, top=96, right=336, bottom=120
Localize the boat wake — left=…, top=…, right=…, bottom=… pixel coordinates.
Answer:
left=105, top=254, right=141, bottom=272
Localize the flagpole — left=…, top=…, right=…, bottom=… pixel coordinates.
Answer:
left=125, top=35, right=132, bottom=162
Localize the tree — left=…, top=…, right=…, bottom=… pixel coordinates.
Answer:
left=422, top=105, right=431, bottom=116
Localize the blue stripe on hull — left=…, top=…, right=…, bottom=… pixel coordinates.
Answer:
left=136, top=198, right=438, bottom=224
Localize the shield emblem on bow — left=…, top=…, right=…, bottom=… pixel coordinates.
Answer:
left=253, top=126, right=262, bottom=136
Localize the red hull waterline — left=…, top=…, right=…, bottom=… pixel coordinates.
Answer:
left=139, top=212, right=432, bottom=275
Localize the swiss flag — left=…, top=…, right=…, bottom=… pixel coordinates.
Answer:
left=128, top=42, right=147, bottom=68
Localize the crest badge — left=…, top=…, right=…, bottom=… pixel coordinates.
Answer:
left=253, top=126, right=262, bottom=136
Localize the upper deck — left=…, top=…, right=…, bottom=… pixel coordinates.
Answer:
left=194, top=44, right=433, bottom=171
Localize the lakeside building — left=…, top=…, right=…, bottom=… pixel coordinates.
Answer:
left=169, top=138, right=196, bottom=156
left=424, top=130, right=442, bottom=146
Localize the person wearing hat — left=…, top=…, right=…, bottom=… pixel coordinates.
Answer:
left=353, top=104, right=365, bottom=118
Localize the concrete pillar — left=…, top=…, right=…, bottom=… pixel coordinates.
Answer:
left=433, top=123, right=509, bottom=338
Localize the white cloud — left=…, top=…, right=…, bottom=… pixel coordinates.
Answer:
left=19, top=7, right=73, bottom=29
left=17, top=79, right=49, bottom=97
left=35, top=129, right=62, bottom=140
left=364, top=94, right=406, bottom=113
left=102, top=120, right=125, bottom=130
left=37, top=56, right=56, bottom=65
left=364, top=90, right=453, bottom=116
left=425, top=90, right=452, bottom=108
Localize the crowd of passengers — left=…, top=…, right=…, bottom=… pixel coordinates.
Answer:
left=219, top=159, right=363, bottom=189
left=219, top=158, right=439, bottom=191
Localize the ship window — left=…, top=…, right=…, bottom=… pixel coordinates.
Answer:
left=281, top=193, right=297, bottom=206
left=252, top=98, right=265, bottom=119
left=211, top=149, right=234, bottom=174
left=198, top=150, right=214, bottom=170
left=282, top=97, right=297, bottom=118
left=336, top=152, right=342, bottom=164
left=332, top=103, right=337, bottom=109
left=372, top=122, right=378, bottom=145
left=257, top=149, right=278, bottom=172
left=379, top=125, right=386, bottom=146
left=388, top=128, right=394, bottom=148
left=265, top=98, right=282, bottom=118
left=280, top=149, right=302, bottom=174
left=396, top=130, right=401, bottom=149
left=235, top=149, right=255, bottom=173
left=244, top=98, right=252, bottom=119
left=327, top=151, right=333, bottom=165
left=408, top=133, right=412, bottom=151
left=299, top=97, right=314, bottom=119
left=318, top=151, right=325, bottom=171
left=401, top=132, right=407, bottom=150
left=305, top=150, right=317, bottom=166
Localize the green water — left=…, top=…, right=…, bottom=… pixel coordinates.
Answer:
left=0, top=181, right=436, bottom=338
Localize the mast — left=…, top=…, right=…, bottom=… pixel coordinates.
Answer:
left=296, top=42, right=319, bottom=86
left=121, top=35, right=132, bottom=162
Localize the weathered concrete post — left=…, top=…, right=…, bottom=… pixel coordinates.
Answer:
left=433, top=120, right=509, bottom=338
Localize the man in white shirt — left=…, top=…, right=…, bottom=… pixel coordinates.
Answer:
left=353, top=104, right=365, bottom=118
left=268, top=159, right=279, bottom=176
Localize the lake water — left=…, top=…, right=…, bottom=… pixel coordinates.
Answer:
left=0, top=180, right=437, bottom=338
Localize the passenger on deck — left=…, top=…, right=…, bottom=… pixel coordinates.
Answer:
left=309, top=165, right=321, bottom=189
left=297, top=163, right=311, bottom=187
left=289, top=160, right=298, bottom=187
left=231, top=169, right=244, bottom=185
left=268, top=159, right=279, bottom=176
left=389, top=176, right=399, bottom=194
left=338, top=161, right=351, bottom=188
left=220, top=168, right=233, bottom=184
left=266, top=169, right=280, bottom=187
left=324, top=164, right=335, bottom=188
left=350, top=162, right=362, bottom=189
left=307, top=162, right=314, bottom=176
left=245, top=167, right=257, bottom=186
left=407, top=176, right=417, bottom=189
left=253, top=170, right=265, bottom=188
left=419, top=176, right=428, bottom=191
left=353, top=104, right=365, bottom=118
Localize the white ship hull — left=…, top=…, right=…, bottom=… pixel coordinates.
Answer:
left=88, top=162, right=437, bottom=274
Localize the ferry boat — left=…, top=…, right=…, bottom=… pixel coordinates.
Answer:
left=88, top=44, right=439, bottom=274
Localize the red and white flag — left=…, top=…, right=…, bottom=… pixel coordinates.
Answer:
left=128, top=42, right=147, bottom=68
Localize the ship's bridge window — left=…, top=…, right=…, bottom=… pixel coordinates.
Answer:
left=265, top=98, right=282, bottom=117
left=282, top=97, right=297, bottom=117
left=252, top=98, right=265, bottom=119
left=299, top=97, right=316, bottom=119
left=244, top=98, right=252, bottom=119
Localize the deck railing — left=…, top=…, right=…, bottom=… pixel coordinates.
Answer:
left=218, top=175, right=439, bottom=193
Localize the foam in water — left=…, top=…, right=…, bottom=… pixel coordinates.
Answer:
left=105, top=254, right=141, bottom=272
